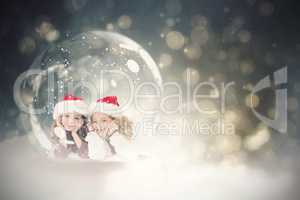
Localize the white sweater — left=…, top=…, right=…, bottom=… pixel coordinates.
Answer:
left=85, top=132, right=112, bottom=160
left=86, top=132, right=134, bottom=161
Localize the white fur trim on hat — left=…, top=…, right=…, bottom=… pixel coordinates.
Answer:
left=53, top=95, right=89, bottom=119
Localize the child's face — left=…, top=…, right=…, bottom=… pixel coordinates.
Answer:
left=91, top=112, right=117, bottom=137
left=61, top=112, right=84, bottom=132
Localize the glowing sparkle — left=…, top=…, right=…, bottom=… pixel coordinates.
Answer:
left=244, top=126, right=271, bottom=151
left=166, top=31, right=185, bottom=50
left=126, top=59, right=140, bottom=73
left=118, top=15, right=133, bottom=29
left=106, top=23, right=115, bottom=31
left=35, top=21, right=60, bottom=42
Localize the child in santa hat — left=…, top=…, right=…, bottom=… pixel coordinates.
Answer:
left=86, top=96, right=134, bottom=161
left=51, top=95, right=89, bottom=159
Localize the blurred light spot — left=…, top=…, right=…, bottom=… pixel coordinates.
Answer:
left=183, top=44, right=202, bottom=60
left=35, top=21, right=59, bottom=42
left=19, top=36, right=36, bottom=54
left=166, top=31, right=185, bottom=50
left=240, top=60, right=255, bottom=75
left=244, top=126, right=271, bottom=151
left=245, top=94, right=260, bottom=108
left=224, top=7, right=230, bottom=13
left=126, top=59, right=140, bottom=73
left=159, top=53, right=173, bottom=69
left=182, top=67, right=200, bottom=85
left=243, top=83, right=254, bottom=91
left=111, top=79, right=117, bottom=88
left=159, top=12, right=165, bottom=18
left=191, top=26, right=209, bottom=46
left=238, top=30, right=251, bottom=43
left=118, top=15, right=132, bottom=30
left=287, top=97, right=299, bottom=112
left=165, top=0, right=182, bottom=16
left=45, top=29, right=60, bottom=42
left=224, top=110, right=240, bottom=124
left=106, top=23, right=115, bottom=31
left=160, top=26, right=172, bottom=38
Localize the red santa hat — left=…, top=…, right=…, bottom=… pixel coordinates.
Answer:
left=91, top=96, right=120, bottom=115
left=53, top=95, right=89, bottom=119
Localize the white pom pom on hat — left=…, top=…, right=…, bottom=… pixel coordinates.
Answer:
left=53, top=95, right=89, bottom=119
left=91, top=96, right=120, bottom=115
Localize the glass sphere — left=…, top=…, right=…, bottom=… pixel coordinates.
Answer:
left=17, top=31, right=162, bottom=153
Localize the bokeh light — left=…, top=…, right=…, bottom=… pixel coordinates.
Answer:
left=244, top=125, right=271, bottom=151
left=183, top=44, right=202, bottom=60
left=19, top=36, right=36, bottom=54
left=158, top=53, right=173, bottom=69
left=35, top=21, right=60, bottom=42
left=166, top=31, right=185, bottom=50
left=118, top=15, right=133, bottom=30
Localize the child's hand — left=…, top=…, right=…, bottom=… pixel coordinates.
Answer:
left=104, top=122, right=118, bottom=137
left=87, top=123, right=94, bottom=132
left=72, top=123, right=83, bottom=134
left=95, top=122, right=118, bottom=138
left=54, top=127, right=66, bottom=139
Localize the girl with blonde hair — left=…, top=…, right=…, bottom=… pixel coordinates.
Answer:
left=86, top=96, right=134, bottom=161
